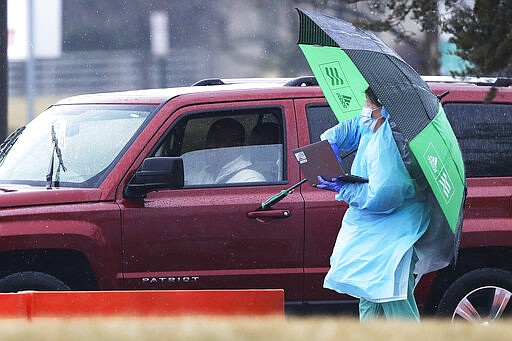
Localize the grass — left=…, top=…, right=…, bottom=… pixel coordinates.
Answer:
left=0, top=316, right=508, bottom=341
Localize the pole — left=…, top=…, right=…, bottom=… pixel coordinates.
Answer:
left=26, top=0, right=35, bottom=122
left=150, top=11, right=169, bottom=88
left=0, top=0, right=7, bottom=141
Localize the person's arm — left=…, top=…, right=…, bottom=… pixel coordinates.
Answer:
left=320, top=117, right=362, bottom=152
left=336, top=126, right=414, bottom=214
left=228, top=168, right=266, bottom=183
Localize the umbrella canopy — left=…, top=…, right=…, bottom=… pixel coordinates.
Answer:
left=297, top=8, right=466, bottom=260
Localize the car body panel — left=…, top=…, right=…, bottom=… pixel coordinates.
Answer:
left=116, top=99, right=305, bottom=301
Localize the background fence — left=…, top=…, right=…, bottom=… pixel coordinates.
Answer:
left=8, top=48, right=207, bottom=97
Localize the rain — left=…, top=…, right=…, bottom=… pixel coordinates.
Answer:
left=0, top=0, right=511, bottom=334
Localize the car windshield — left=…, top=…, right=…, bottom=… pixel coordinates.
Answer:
left=0, top=104, right=156, bottom=188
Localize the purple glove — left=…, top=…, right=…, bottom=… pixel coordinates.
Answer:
left=316, top=176, right=347, bottom=192
left=329, top=142, right=343, bottom=164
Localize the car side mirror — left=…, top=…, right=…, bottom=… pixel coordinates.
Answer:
left=124, top=157, right=184, bottom=199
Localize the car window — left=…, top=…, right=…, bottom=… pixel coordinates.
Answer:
left=0, top=104, right=155, bottom=187
left=444, top=103, right=512, bottom=177
left=152, top=107, right=285, bottom=187
left=306, top=105, right=339, bottom=143
left=306, top=104, right=356, bottom=169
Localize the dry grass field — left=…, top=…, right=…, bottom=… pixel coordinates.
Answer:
left=7, top=96, right=67, bottom=133
left=0, top=316, right=508, bottom=341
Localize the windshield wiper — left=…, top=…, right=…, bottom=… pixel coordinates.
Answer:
left=0, top=126, right=26, bottom=164
left=46, top=125, right=67, bottom=188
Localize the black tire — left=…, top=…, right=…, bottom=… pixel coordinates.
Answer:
left=0, top=271, right=71, bottom=292
left=436, top=268, right=512, bottom=322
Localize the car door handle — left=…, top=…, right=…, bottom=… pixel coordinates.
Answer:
left=247, top=209, right=291, bottom=220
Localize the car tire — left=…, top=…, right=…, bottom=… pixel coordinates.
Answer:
left=0, top=271, right=71, bottom=292
left=436, top=268, right=512, bottom=323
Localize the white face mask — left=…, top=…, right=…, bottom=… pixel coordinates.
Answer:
left=360, top=106, right=379, bottom=131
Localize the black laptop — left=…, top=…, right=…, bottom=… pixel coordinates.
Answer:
left=293, top=140, right=368, bottom=186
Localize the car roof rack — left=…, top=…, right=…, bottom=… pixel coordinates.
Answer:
left=191, top=78, right=226, bottom=86
left=491, top=77, right=512, bottom=87
left=191, top=76, right=319, bottom=87
left=422, top=76, right=512, bottom=87
left=191, top=78, right=291, bottom=86
left=284, top=76, right=318, bottom=87
left=193, top=76, right=512, bottom=88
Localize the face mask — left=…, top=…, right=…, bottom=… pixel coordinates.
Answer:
left=360, top=106, right=379, bottom=132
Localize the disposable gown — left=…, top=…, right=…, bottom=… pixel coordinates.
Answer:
left=321, top=117, right=430, bottom=302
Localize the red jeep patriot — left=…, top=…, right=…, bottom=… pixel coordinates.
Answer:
left=0, top=76, right=511, bottom=321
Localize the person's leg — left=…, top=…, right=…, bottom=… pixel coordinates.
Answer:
left=380, top=293, right=420, bottom=321
left=359, top=298, right=384, bottom=321
left=381, top=251, right=420, bottom=321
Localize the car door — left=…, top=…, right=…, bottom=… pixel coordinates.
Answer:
left=294, top=99, right=355, bottom=303
left=118, top=99, right=305, bottom=301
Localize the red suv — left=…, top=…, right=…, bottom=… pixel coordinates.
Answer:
left=0, top=76, right=510, bottom=321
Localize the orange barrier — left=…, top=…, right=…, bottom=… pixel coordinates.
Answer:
left=0, top=289, right=284, bottom=319
left=0, top=292, right=28, bottom=318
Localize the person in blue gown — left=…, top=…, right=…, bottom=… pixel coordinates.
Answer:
left=317, top=87, right=431, bottom=321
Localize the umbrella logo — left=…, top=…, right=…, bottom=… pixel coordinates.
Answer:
left=318, top=61, right=361, bottom=114
left=320, top=62, right=345, bottom=89
left=427, top=155, right=438, bottom=174
left=439, top=172, right=452, bottom=200
left=324, top=66, right=344, bottom=86
left=339, top=95, right=352, bottom=109
left=424, top=143, right=454, bottom=204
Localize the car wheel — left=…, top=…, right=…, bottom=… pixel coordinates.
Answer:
left=436, top=268, right=512, bottom=323
left=0, top=271, right=71, bottom=292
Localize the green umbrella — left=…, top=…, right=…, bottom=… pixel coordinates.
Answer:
left=297, top=8, right=466, bottom=260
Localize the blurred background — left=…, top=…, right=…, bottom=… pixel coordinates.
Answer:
left=4, top=0, right=494, bottom=134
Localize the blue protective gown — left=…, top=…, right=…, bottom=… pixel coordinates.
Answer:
left=321, top=117, right=431, bottom=302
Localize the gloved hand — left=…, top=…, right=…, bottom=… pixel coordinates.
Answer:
left=316, top=176, right=347, bottom=192
left=329, top=142, right=343, bottom=164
